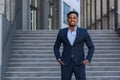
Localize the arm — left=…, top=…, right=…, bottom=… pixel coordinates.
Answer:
left=54, top=30, right=62, bottom=61
left=84, top=29, right=95, bottom=63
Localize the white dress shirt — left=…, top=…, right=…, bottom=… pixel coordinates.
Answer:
left=67, top=27, right=77, bottom=46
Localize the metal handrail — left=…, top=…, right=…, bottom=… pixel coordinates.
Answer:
left=111, top=7, right=120, bottom=35
left=111, top=7, right=120, bottom=16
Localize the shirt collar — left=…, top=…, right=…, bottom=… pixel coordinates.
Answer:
left=68, top=26, right=77, bottom=32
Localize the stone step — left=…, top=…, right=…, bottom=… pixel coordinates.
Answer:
left=10, top=64, right=117, bottom=68
left=13, top=33, right=119, bottom=37
left=10, top=53, right=120, bottom=58
left=11, top=48, right=120, bottom=51
left=5, top=71, right=120, bottom=77
left=13, top=31, right=119, bottom=35
left=9, top=58, right=120, bottom=62
left=11, top=46, right=120, bottom=48
left=11, top=45, right=120, bottom=48
left=7, top=66, right=120, bottom=72
left=11, top=50, right=120, bottom=53
left=10, top=52, right=120, bottom=55
left=12, top=40, right=120, bottom=43
left=12, top=43, right=120, bottom=47
left=13, top=37, right=120, bottom=41
left=11, top=49, right=120, bottom=52
left=8, top=62, right=120, bottom=67
left=14, top=30, right=117, bottom=33
left=13, top=30, right=117, bottom=33
left=4, top=30, right=120, bottom=80
left=9, top=54, right=120, bottom=58
left=9, top=57, right=120, bottom=60
left=13, top=35, right=117, bottom=38
left=12, top=44, right=120, bottom=47
left=4, top=76, right=120, bottom=80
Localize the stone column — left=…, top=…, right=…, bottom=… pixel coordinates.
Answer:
left=22, top=0, right=30, bottom=30
left=42, top=0, right=49, bottom=29
left=117, top=0, right=120, bottom=29
left=0, top=0, right=4, bottom=14
left=5, top=0, right=11, bottom=21
left=1, top=0, right=16, bottom=23
left=10, top=0, right=16, bottom=23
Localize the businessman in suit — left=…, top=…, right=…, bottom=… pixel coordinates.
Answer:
left=54, top=11, right=95, bottom=80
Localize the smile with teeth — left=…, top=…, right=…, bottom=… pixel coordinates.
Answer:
left=70, top=22, right=74, bottom=23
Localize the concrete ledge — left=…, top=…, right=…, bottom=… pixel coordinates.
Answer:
left=0, top=15, right=2, bottom=80
left=0, top=14, right=14, bottom=80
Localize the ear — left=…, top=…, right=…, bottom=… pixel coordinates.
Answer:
left=67, top=18, right=69, bottom=21
left=77, top=18, right=79, bottom=21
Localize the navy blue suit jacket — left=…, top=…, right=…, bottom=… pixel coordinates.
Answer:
left=54, top=27, right=95, bottom=66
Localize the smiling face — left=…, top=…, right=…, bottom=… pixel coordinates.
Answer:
left=67, top=13, right=78, bottom=27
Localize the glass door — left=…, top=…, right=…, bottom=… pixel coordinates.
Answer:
left=30, top=0, right=37, bottom=30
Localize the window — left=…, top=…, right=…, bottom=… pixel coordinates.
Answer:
left=63, top=2, right=70, bottom=24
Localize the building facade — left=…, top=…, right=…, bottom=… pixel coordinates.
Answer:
left=0, top=0, right=80, bottom=30
left=0, top=0, right=120, bottom=80
left=80, top=0, right=120, bottom=30
left=60, top=0, right=80, bottom=28
left=1, top=0, right=120, bottom=30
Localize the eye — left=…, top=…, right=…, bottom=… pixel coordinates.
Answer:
left=68, top=17, right=77, bottom=19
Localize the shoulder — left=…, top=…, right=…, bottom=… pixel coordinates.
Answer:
left=77, top=27, right=87, bottom=32
left=77, top=27, right=90, bottom=36
left=57, top=27, right=68, bottom=36
left=58, top=27, right=68, bottom=33
left=60, top=27, right=68, bottom=31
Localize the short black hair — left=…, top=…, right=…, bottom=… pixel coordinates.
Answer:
left=67, top=11, right=79, bottom=18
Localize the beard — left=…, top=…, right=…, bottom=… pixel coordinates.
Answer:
left=69, top=23, right=77, bottom=27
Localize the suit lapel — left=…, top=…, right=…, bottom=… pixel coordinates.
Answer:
left=65, top=27, right=81, bottom=46
left=65, top=28, right=71, bottom=46
left=73, top=27, right=80, bottom=46
left=73, top=27, right=82, bottom=46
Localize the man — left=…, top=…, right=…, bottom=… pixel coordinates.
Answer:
left=54, top=11, right=95, bottom=80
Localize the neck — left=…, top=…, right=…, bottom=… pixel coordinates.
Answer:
left=69, top=26, right=76, bottom=32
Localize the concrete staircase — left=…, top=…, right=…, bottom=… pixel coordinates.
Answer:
left=4, top=30, right=120, bottom=80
